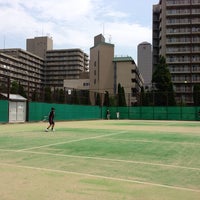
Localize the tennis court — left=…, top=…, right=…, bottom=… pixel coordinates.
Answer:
left=0, top=120, right=200, bottom=200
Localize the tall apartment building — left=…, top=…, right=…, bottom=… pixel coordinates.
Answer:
left=137, top=42, right=152, bottom=86
left=90, top=34, right=143, bottom=106
left=45, top=49, right=89, bottom=88
left=26, top=36, right=53, bottom=59
left=153, top=0, right=200, bottom=104
left=0, top=48, right=44, bottom=99
left=152, top=4, right=160, bottom=71
left=27, top=36, right=89, bottom=88
left=0, top=36, right=89, bottom=100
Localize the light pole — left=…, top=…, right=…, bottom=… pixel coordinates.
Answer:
left=152, top=83, right=156, bottom=106
left=68, top=89, right=72, bottom=104
left=3, top=65, right=10, bottom=99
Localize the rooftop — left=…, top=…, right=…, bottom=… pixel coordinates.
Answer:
left=113, top=56, right=134, bottom=62
left=1, top=93, right=27, bottom=101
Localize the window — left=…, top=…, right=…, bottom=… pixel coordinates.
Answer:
left=83, top=82, right=89, bottom=86
left=131, top=78, right=136, bottom=82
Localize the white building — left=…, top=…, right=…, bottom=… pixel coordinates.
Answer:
left=137, top=42, right=152, bottom=86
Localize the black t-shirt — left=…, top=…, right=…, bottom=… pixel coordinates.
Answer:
left=49, top=110, right=55, bottom=121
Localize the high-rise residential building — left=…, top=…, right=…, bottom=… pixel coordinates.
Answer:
left=153, top=0, right=200, bottom=105
left=152, top=4, right=160, bottom=71
left=0, top=36, right=89, bottom=101
left=89, top=34, right=143, bottom=106
left=45, top=49, right=89, bottom=88
left=137, top=42, right=152, bottom=86
left=0, top=48, right=44, bottom=99
left=26, top=36, right=53, bottom=59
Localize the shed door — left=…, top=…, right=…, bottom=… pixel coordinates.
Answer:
left=9, top=102, right=17, bottom=122
left=16, top=102, right=26, bottom=122
left=9, top=102, right=26, bottom=122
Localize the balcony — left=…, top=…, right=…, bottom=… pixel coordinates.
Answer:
left=166, top=30, right=191, bottom=35
left=166, top=9, right=191, bottom=17
left=166, top=0, right=200, bottom=7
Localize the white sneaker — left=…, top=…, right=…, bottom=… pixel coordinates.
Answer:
left=51, top=129, right=55, bottom=132
left=45, top=129, right=49, bottom=132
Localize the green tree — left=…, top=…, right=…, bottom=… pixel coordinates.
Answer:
left=71, top=90, right=79, bottom=104
left=81, top=90, right=90, bottom=105
left=121, top=86, right=127, bottom=106
left=118, top=83, right=126, bottom=106
left=117, top=83, right=122, bottom=106
left=59, top=88, right=65, bottom=103
left=10, top=81, right=19, bottom=94
left=193, top=84, right=200, bottom=106
left=18, top=83, right=27, bottom=98
left=53, top=88, right=60, bottom=103
left=140, top=87, right=150, bottom=106
left=0, top=82, right=7, bottom=93
left=103, top=91, right=110, bottom=106
left=44, top=86, right=52, bottom=102
left=152, top=56, right=176, bottom=106
left=10, top=81, right=27, bottom=98
left=32, top=90, right=39, bottom=101
left=109, top=96, right=117, bottom=106
left=95, top=93, right=101, bottom=106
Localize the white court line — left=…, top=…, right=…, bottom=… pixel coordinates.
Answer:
left=0, top=162, right=199, bottom=193
left=17, top=131, right=127, bottom=151
left=0, top=148, right=199, bottom=171
left=106, top=138, right=200, bottom=146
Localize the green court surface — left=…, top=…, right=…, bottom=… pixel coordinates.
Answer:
left=0, top=120, right=200, bottom=200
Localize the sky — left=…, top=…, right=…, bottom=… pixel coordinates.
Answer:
left=0, top=0, right=158, bottom=63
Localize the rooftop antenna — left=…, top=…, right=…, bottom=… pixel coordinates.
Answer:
left=103, top=23, right=105, bottom=36
left=108, top=34, right=112, bottom=43
left=35, top=30, right=38, bottom=37
left=3, top=35, right=6, bottom=49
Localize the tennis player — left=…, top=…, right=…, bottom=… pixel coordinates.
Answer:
left=45, top=107, right=55, bottom=132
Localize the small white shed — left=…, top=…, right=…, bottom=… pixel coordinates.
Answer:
left=1, top=93, right=27, bottom=123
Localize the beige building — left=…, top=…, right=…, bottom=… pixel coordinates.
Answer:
left=64, top=79, right=89, bottom=90
left=153, top=0, right=200, bottom=104
left=26, top=36, right=53, bottom=59
left=113, top=57, right=143, bottom=106
left=90, top=34, right=115, bottom=105
left=46, top=49, right=89, bottom=88
left=90, top=34, right=143, bottom=106
left=64, top=72, right=90, bottom=90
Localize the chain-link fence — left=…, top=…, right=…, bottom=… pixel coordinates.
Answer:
left=1, top=76, right=200, bottom=106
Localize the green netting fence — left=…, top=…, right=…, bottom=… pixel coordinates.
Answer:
left=108, top=106, right=200, bottom=121
left=28, top=102, right=107, bottom=122
left=25, top=103, right=200, bottom=122
left=0, top=100, right=9, bottom=123
left=1, top=100, right=200, bottom=123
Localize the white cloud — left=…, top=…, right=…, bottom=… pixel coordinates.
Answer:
left=0, top=0, right=152, bottom=60
left=19, top=0, right=94, bottom=21
left=105, top=22, right=151, bottom=46
left=104, top=10, right=129, bottom=19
